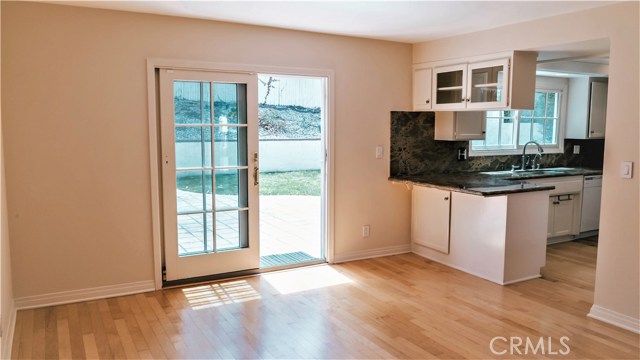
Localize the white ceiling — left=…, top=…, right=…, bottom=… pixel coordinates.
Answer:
left=51, top=0, right=617, bottom=44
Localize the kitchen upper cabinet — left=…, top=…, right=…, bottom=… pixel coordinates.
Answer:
left=466, top=59, right=510, bottom=109
left=413, top=51, right=537, bottom=111
left=412, top=65, right=432, bottom=111
left=566, top=77, right=608, bottom=139
left=434, top=111, right=486, bottom=140
left=412, top=186, right=450, bottom=254
left=432, top=63, right=467, bottom=109
left=433, top=59, right=510, bottom=110
left=588, top=81, right=608, bottom=138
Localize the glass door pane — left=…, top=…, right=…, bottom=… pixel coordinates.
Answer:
left=469, top=66, right=504, bottom=103
left=466, top=58, right=509, bottom=109
left=433, top=64, right=466, bottom=108
left=213, top=83, right=249, bottom=252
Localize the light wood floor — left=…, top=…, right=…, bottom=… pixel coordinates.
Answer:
left=11, top=240, right=640, bottom=359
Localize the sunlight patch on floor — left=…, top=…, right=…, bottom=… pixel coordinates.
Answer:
left=182, top=280, right=261, bottom=310
left=263, top=265, right=353, bottom=295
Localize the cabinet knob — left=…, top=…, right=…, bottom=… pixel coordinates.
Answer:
left=466, top=98, right=470, bottom=102
left=590, top=130, right=595, bottom=133
left=444, top=197, right=449, bottom=201
left=426, top=99, right=430, bottom=104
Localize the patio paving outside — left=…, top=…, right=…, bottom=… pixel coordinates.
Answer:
left=176, top=189, right=322, bottom=264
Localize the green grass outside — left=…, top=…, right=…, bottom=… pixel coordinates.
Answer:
left=259, top=170, right=321, bottom=196
left=177, top=170, right=320, bottom=196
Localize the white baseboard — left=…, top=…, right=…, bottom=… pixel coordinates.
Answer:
left=412, top=247, right=542, bottom=286
left=588, top=305, right=640, bottom=333
left=2, top=300, right=17, bottom=360
left=14, top=280, right=156, bottom=310
left=333, top=244, right=411, bottom=263
left=502, top=274, right=541, bottom=285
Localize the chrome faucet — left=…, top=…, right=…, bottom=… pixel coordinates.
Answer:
left=521, top=141, right=544, bottom=170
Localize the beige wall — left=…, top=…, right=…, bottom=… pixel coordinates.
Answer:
left=415, top=2, right=639, bottom=320
left=1, top=2, right=412, bottom=298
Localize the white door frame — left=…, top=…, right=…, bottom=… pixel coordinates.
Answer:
left=146, top=58, right=335, bottom=289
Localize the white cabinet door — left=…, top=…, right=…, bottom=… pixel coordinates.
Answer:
left=432, top=64, right=467, bottom=110
left=455, top=111, right=486, bottom=139
left=588, top=81, right=608, bottom=138
left=434, top=111, right=486, bottom=140
left=580, top=177, right=602, bottom=232
left=413, top=66, right=432, bottom=111
left=551, top=195, right=574, bottom=237
left=412, top=186, right=451, bottom=254
left=547, top=197, right=555, bottom=238
left=566, top=78, right=608, bottom=139
left=466, top=58, right=510, bottom=109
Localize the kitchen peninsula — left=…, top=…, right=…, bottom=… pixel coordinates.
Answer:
left=390, top=111, right=603, bottom=285
left=391, top=173, right=553, bottom=285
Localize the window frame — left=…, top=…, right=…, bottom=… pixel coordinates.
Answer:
left=469, top=77, right=568, bottom=157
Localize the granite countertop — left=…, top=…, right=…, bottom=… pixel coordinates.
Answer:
left=389, top=167, right=602, bottom=196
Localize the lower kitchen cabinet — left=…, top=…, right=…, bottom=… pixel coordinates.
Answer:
left=411, top=187, right=549, bottom=285
left=526, top=176, right=583, bottom=241
left=548, top=195, right=575, bottom=237
left=411, top=186, right=451, bottom=254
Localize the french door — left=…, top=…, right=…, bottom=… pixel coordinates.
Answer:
left=159, top=69, right=259, bottom=281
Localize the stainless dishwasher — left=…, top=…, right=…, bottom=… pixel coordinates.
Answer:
left=580, top=175, right=602, bottom=232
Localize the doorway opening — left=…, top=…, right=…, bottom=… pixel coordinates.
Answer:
left=257, top=74, right=327, bottom=268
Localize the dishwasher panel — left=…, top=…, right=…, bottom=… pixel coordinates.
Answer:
left=581, top=175, right=602, bottom=232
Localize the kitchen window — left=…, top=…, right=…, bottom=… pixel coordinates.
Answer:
left=470, top=77, right=567, bottom=156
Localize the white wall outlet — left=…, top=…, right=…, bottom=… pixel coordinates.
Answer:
left=375, top=145, right=384, bottom=159
left=621, top=161, right=633, bottom=179
left=362, top=225, right=370, bottom=237
left=573, top=145, right=580, bottom=154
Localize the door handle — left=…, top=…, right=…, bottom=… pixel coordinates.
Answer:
left=253, top=166, right=259, bottom=186
left=253, top=152, right=259, bottom=186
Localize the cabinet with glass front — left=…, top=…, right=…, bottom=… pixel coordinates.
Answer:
left=433, top=58, right=509, bottom=110
left=417, top=51, right=537, bottom=111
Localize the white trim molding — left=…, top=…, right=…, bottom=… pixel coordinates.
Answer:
left=1, top=300, right=16, bottom=360
left=14, top=280, right=155, bottom=310
left=588, top=305, right=640, bottom=334
left=333, top=244, right=411, bottom=264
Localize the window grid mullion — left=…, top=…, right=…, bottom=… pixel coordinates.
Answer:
left=514, top=111, right=521, bottom=149
left=497, top=115, right=503, bottom=146
left=543, top=92, right=549, bottom=144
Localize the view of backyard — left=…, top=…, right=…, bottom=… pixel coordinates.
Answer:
left=175, top=74, right=324, bottom=266
left=177, top=170, right=321, bottom=196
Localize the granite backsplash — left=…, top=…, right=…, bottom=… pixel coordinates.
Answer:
left=390, top=111, right=605, bottom=177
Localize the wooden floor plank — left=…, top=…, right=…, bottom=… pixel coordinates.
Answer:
left=82, top=333, right=99, bottom=360
left=127, top=295, right=167, bottom=359
left=114, top=318, right=141, bottom=359
left=13, top=309, right=32, bottom=360
left=65, top=303, right=86, bottom=360
left=30, top=308, right=46, bottom=359
left=10, top=240, right=640, bottom=359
